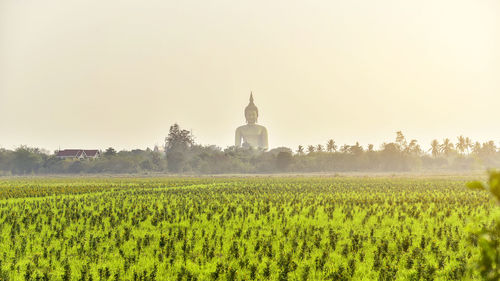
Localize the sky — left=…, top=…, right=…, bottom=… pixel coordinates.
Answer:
left=1, top=0, right=499, bottom=153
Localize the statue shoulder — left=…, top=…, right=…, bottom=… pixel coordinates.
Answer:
left=235, top=125, right=248, bottom=133
left=257, top=124, right=268, bottom=132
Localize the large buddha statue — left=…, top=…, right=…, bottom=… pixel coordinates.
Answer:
left=235, top=93, right=269, bottom=150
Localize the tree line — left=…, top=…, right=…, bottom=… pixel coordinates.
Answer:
left=0, top=125, right=499, bottom=175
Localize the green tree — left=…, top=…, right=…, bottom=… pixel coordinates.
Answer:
left=276, top=151, right=293, bottom=171
left=440, top=138, right=455, bottom=156
left=339, top=144, right=350, bottom=154
left=472, top=142, right=482, bottom=155
left=296, top=145, right=304, bottom=155
left=349, top=142, right=363, bottom=155
left=104, top=147, right=117, bottom=157
left=307, top=145, right=315, bottom=154
left=482, top=141, right=497, bottom=157
left=457, top=136, right=467, bottom=155
left=326, top=139, right=337, bottom=153
left=367, top=144, right=374, bottom=152
left=465, top=137, right=473, bottom=154
left=0, top=148, right=13, bottom=173
left=406, top=139, right=422, bottom=155
left=316, top=144, right=324, bottom=152
left=11, top=146, right=44, bottom=174
left=467, top=171, right=500, bottom=281
left=151, top=151, right=167, bottom=171
left=165, top=124, right=194, bottom=173
left=165, top=123, right=194, bottom=151
left=430, top=139, right=440, bottom=157
left=396, top=131, right=407, bottom=152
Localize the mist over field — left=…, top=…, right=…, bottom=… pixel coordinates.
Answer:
left=1, top=127, right=500, bottom=175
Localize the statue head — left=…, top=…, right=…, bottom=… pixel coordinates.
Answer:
left=245, top=93, right=258, bottom=124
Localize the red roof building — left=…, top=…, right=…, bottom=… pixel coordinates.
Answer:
left=56, top=149, right=101, bottom=160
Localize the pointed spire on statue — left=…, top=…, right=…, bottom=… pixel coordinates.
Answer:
left=245, top=92, right=258, bottom=118
left=235, top=91, right=268, bottom=149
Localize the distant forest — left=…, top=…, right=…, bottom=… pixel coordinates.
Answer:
left=1, top=124, right=499, bottom=175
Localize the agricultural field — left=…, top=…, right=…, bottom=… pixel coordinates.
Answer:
left=0, top=176, right=496, bottom=280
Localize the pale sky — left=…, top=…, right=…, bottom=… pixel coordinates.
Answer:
left=1, top=0, right=499, bottom=152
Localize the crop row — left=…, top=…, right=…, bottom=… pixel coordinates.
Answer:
left=0, top=177, right=494, bottom=280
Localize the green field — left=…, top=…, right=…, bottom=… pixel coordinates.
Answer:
left=0, top=176, right=495, bottom=280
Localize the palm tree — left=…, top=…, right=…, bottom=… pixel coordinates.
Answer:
left=340, top=144, right=350, bottom=154
left=430, top=139, right=440, bottom=157
left=367, top=144, right=374, bottom=152
left=482, top=141, right=497, bottom=156
left=465, top=137, right=472, bottom=154
left=296, top=145, right=304, bottom=155
left=395, top=131, right=407, bottom=151
left=316, top=144, right=324, bottom=152
left=350, top=142, right=363, bottom=155
left=407, top=139, right=421, bottom=155
left=440, top=138, right=455, bottom=156
left=472, top=142, right=482, bottom=155
left=307, top=145, right=315, bottom=154
left=326, top=139, right=337, bottom=153
left=456, top=136, right=466, bottom=155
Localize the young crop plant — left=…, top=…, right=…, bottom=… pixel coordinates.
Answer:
left=0, top=176, right=494, bottom=280
left=467, top=170, right=500, bottom=281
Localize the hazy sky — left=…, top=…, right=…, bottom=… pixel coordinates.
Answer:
left=1, top=0, right=499, bottom=152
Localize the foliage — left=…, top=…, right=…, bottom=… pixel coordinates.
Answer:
left=276, top=151, right=293, bottom=171
left=0, top=176, right=494, bottom=280
left=165, top=123, right=194, bottom=151
left=467, top=170, right=500, bottom=281
left=467, top=171, right=500, bottom=201
left=10, top=146, right=46, bottom=174
left=165, top=123, right=195, bottom=173
left=104, top=147, right=117, bottom=157
left=0, top=130, right=499, bottom=174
